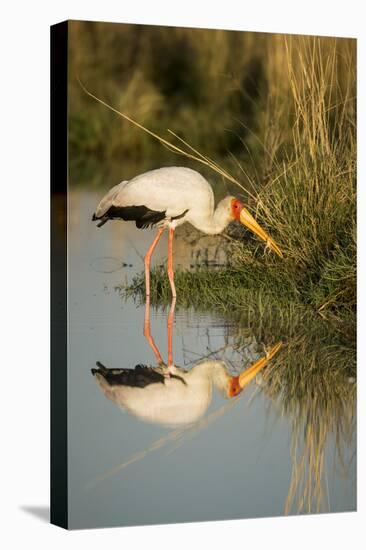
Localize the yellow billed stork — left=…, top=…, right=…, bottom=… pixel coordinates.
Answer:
left=92, top=343, right=281, bottom=428
left=91, top=297, right=282, bottom=427
left=92, top=166, right=283, bottom=297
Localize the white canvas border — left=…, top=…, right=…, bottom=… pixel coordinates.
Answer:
left=0, top=1, right=363, bottom=548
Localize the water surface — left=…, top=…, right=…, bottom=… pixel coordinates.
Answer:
left=67, top=190, right=356, bottom=529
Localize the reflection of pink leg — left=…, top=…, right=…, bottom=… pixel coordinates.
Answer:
left=167, top=227, right=176, bottom=297
left=167, top=298, right=176, bottom=367
left=144, top=228, right=165, bottom=296
left=143, top=295, right=164, bottom=365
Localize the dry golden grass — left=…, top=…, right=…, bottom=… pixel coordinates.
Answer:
left=70, top=24, right=356, bottom=515
left=74, top=30, right=355, bottom=317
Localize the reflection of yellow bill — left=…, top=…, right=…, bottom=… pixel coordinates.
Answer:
left=238, top=342, right=282, bottom=389
left=240, top=208, right=283, bottom=258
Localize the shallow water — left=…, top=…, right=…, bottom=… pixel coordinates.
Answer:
left=66, top=190, right=356, bottom=529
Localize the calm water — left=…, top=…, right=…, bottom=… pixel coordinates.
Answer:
left=67, top=190, right=356, bottom=529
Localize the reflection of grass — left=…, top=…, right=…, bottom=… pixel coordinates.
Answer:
left=215, top=312, right=356, bottom=514
left=260, top=333, right=356, bottom=514
left=118, top=279, right=356, bottom=514
left=230, top=312, right=356, bottom=514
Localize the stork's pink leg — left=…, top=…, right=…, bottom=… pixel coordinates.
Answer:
left=167, top=297, right=176, bottom=367
left=167, top=227, right=176, bottom=297
left=143, top=295, right=164, bottom=365
left=144, top=228, right=165, bottom=296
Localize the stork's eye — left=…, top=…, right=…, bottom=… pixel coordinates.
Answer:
left=231, top=199, right=243, bottom=220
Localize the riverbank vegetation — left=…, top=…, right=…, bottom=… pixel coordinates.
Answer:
left=112, top=34, right=355, bottom=326
left=70, top=22, right=356, bottom=333
left=70, top=23, right=356, bottom=515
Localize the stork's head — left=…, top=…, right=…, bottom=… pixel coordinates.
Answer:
left=207, top=343, right=281, bottom=398
left=226, top=369, right=259, bottom=398
left=226, top=342, right=283, bottom=398
left=230, top=198, right=283, bottom=258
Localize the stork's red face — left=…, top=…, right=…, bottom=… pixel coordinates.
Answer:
left=227, top=342, right=283, bottom=399
left=231, top=199, right=244, bottom=221
left=230, top=198, right=283, bottom=258
left=227, top=375, right=243, bottom=398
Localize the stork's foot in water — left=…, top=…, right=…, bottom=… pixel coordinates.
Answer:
left=162, top=364, right=181, bottom=381
left=163, top=366, right=188, bottom=386
left=163, top=365, right=175, bottom=379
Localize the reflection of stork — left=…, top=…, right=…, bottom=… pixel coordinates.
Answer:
left=92, top=167, right=283, bottom=297
left=92, top=298, right=282, bottom=427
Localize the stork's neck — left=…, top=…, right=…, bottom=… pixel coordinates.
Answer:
left=210, top=362, right=232, bottom=394
left=191, top=197, right=233, bottom=235
left=195, top=360, right=232, bottom=394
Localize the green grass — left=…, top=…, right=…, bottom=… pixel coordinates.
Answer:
left=118, top=264, right=356, bottom=515
left=121, top=254, right=355, bottom=328
left=72, top=27, right=356, bottom=324
left=71, top=24, right=356, bottom=515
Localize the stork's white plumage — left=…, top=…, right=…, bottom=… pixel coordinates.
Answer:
left=92, top=297, right=282, bottom=427
left=92, top=166, right=283, bottom=296
left=92, top=345, right=282, bottom=428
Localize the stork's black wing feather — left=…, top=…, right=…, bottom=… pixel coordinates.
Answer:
left=92, top=205, right=167, bottom=229
left=92, top=363, right=165, bottom=388
left=92, top=205, right=189, bottom=229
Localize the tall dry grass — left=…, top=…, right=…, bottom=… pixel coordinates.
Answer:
left=70, top=23, right=356, bottom=319
left=231, top=36, right=356, bottom=319
left=69, top=23, right=356, bottom=515
left=273, top=39, right=353, bottom=306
